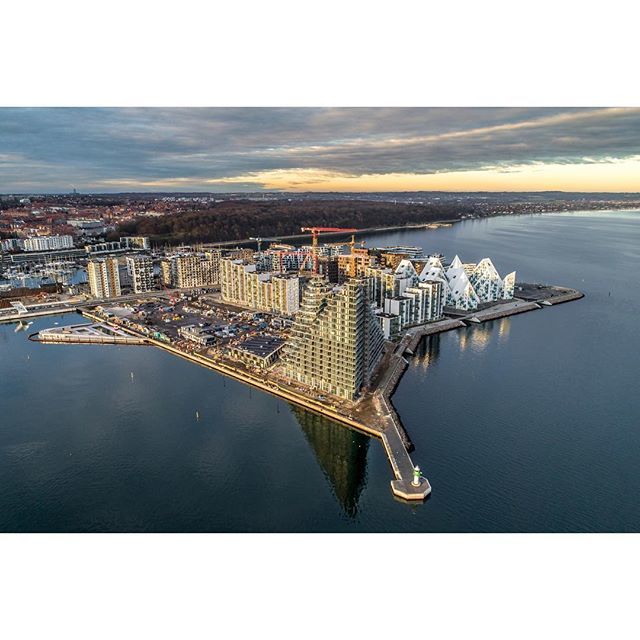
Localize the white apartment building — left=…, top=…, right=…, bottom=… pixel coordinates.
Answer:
left=0, top=238, right=24, bottom=251
left=420, top=255, right=516, bottom=311
left=23, top=235, right=74, bottom=252
left=403, top=280, right=444, bottom=326
left=383, top=296, right=412, bottom=328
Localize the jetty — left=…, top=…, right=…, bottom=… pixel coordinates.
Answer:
left=31, top=322, right=147, bottom=345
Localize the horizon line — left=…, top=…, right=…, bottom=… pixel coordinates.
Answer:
left=3, top=189, right=640, bottom=196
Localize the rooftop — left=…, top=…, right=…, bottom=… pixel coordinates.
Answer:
left=234, top=335, right=285, bottom=358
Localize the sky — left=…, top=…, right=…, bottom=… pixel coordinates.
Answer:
left=1, top=107, right=640, bottom=193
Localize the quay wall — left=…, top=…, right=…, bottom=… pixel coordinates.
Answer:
left=466, top=300, right=541, bottom=323
left=75, top=284, right=584, bottom=502
left=80, top=307, right=429, bottom=500
left=377, top=355, right=413, bottom=451
left=150, top=339, right=386, bottom=439
left=544, top=289, right=584, bottom=305
left=406, top=319, right=466, bottom=353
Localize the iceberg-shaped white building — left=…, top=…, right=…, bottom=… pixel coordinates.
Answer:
left=431, top=255, right=516, bottom=310
left=365, top=252, right=517, bottom=337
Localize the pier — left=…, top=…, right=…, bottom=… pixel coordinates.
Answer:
left=31, top=322, right=147, bottom=345
left=514, top=284, right=584, bottom=306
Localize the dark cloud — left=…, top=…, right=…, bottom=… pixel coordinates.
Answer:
left=0, top=107, right=639, bottom=191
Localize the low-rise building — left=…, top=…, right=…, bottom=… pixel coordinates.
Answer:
left=121, top=236, right=150, bottom=250
left=67, top=219, right=107, bottom=236
left=178, top=324, right=216, bottom=346
left=227, top=335, right=285, bottom=369
left=85, top=237, right=150, bottom=254
left=24, top=235, right=73, bottom=251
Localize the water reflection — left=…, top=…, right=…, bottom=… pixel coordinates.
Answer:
left=414, top=333, right=441, bottom=370
left=292, top=406, right=369, bottom=518
left=457, top=318, right=510, bottom=353
left=496, top=317, right=511, bottom=343
left=414, top=319, right=511, bottom=370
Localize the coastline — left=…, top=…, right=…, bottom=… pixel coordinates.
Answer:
left=174, top=206, right=638, bottom=249
left=203, top=219, right=458, bottom=249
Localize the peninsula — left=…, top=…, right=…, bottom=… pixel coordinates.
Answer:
left=9, top=227, right=584, bottom=501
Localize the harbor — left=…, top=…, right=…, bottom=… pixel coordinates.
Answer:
left=76, top=306, right=431, bottom=500
left=27, top=281, right=583, bottom=503
left=0, top=207, right=636, bottom=534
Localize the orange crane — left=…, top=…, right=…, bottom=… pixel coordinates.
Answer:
left=300, top=227, right=358, bottom=274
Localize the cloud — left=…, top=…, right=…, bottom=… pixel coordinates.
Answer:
left=0, top=107, right=640, bottom=191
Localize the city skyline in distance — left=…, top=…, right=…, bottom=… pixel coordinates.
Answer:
left=1, top=107, right=640, bottom=193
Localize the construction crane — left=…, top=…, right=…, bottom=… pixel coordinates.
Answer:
left=249, top=237, right=264, bottom=252
left=160, top=280, right=179, bottom=305
left=323, top=235, right=367, bottom=277
left=300, top=227, right=358, bottom=274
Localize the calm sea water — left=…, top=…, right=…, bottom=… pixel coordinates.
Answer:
left=1, top=210, right=639, bottom=532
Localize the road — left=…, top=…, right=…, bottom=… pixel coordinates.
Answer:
left=0, top=287, right=205, bottom=323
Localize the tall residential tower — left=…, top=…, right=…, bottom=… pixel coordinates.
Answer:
left=283, top=277, right=383, bottom=400
left=87, top=257, right=121, bottom=298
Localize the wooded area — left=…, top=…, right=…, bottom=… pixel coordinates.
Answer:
left=114, top=199, right=476, bottom=245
